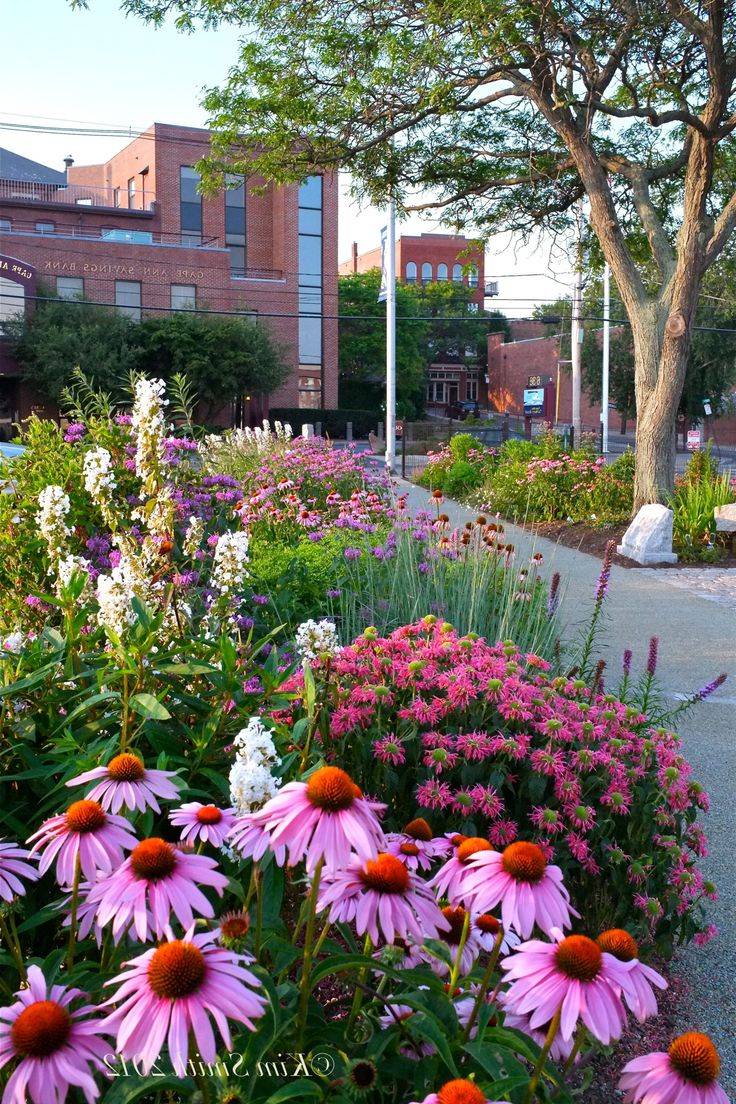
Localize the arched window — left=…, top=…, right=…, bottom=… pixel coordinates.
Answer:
left=452, top=263, right=463, bottom=282
left=421, top=262, right=433, bottom=282
left=437, top=263, right=448, bottom=281
left=405, top=261, right=417, bottom=283
left=468, top=264, right=479, bottom=288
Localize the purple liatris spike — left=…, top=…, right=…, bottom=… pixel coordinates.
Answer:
left=695, top=673, right=727, bottom=702
left=594, top=541, right=615, bottom=604
left=547, top=571, right=561, bottom=615
left=622, top=649, right=633, bottom=675
left=646, top=636, right=659, bottom=676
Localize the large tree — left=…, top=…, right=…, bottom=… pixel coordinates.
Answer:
left=112, top=0, right=736, bottom=509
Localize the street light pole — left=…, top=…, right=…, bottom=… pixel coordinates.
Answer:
left=601, top=262, right=610, bottom=454
left=385, top=193, right=397, bottom=473
left=570, top=201, right=584, bottom=443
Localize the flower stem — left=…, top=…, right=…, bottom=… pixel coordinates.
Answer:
left=65, top=855, right=82, bottom=973
left=523, top=1006, right=562, bottom=1104
left=462, top=927, right=504, bottom=1041
left=0, top=913, right=26, bottom=982
left=346, top=932, right=373, bottom=1035
left=448, top=909, right=471, bottom=992
left=296, top=858, right=324, bottom=1050
left=562, top=1026, right=587, bottom=1077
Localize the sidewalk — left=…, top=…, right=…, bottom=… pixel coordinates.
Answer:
left=399, top=479, right=736, bottom=1089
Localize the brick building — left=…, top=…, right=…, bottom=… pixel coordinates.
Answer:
left=340, top=232, right=488, bottom=410
left=0, top=123, right=338, bottom=426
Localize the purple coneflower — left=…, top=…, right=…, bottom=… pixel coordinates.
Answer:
left=428, top=837, right=495, bottom=904
left=410, top=1080, right=504, bottom=1104
left=168, top=802, right=236, bottom=848
left=66, top=753, right=180, bottom=814
left=385, top=817, right=451, bottom=872
left=0, top=841, right=39, bottom=902
left=103, top=926, right=266, bottom=1075
left=597, top=929, right=667, bottom=1021
left=83, top=837, right=227, bottom=941
left=0, top=965, right=111, bottom=1103
left=461, top=841, right=576, bottom=938
left=618, top=1033, right=729, bottom=1104
left=27, top=800, right=137, bottom=887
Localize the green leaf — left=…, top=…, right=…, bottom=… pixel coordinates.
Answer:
left=265, top=1080, right=323, bottom=1102
left=129, top=692, right=171, bottom=720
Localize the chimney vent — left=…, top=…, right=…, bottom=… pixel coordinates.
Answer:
left=63, top=154, right=74, bottom=170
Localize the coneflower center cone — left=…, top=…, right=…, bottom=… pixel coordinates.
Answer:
left=456, top=837, right=493, bottom=864
left=219, top=911, right=250, bottom=941
left=360, top=853, right=410, bottom=894
left=107, top=753, right=145, bottom=782
left=306, top=766, right=356, bottom=811
left=11, top=1000, right=71, bottom=1057
left=501, top=841, right=547, bottom=883
left=597, top=928, right=639, bottom=962
left=65, top=799, right=106, bottom=834
left=441, top=906, right=469, bottom=944
left=476, top=913, right=501, bottom=935
left=437, top=1079, right=486, bottom=1104
left=555, top=935, right=602, bottom=982
left=668, top=1032, right=720, bottom=1085
left=196, top=805, right=223, bottom=824
left=400, top=842, right=420, bottom=856
left=147, top=941, right=207, bottom=999
left=130, top=838, right=177, bottom=881
left=404, top=817, right=432, bottom=841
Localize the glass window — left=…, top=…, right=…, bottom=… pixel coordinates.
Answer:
left=299, top=316, right=322, bottom=364
left=298, top=374, right=322, bottom=409
left=452, top=264, right=463, bottom=282
left=101, top=229, right=153, bottom=244
left=180, top=167, right=202, bottom=240
left=56, top=276, right=84, bottom=300
left=468, top=265, right=479, bottom=288
left=0, top=278, right=25, bottom=326
left=115, top=280, right=141, bottom=321
left=228, top=245, right=246, bottom=274
left=405, top=261, right=417, bottom=282
left=127, top=178, right=136, bottom=208
left=298, top=175, right=322, bottom=209
left=299, top=287, right=321, bottom=315
left=421, top=262, right=433, bottom=282
left=171, top=284, right=196, bottom=310
left=113, top=188, right=120, bottom=208
left=298, top=236, right=322, bottom=284
left=0, top=218, right=10, bottom=232
left=437, top=263, right=448, bottom=281
left=298, top=207, right=321, bottom=234
left=35, top=222, right=54, bottom=235
left=225, top=173, right=246, bottom=269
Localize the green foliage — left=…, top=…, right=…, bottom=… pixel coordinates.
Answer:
left=417, top=435, right=498, bottom=497
left=670, top=448, right=736, bottom=561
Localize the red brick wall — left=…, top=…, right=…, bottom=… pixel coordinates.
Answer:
left=340, top=232, right=484, bottom=306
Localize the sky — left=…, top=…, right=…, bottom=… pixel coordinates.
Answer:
left=0, top=0, right=578, bottom=315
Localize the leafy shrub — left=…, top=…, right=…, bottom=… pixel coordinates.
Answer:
left=670, top=472, right=735, bottom=561
left=417, top=435, right=498, bottom=497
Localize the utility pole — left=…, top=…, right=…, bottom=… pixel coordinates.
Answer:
left=570, top=201, right=584, bottom=443
left=601, top=261, right=611, bottom=454
left=384, top=194, right=397, bottom=473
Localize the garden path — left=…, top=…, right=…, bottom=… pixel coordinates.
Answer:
left=398, top=478, right=736, bottom=1091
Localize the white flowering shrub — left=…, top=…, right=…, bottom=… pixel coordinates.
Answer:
left=295, top=618, right=342, bottom=663
left=211, top=531, right=251, bottom=596
left=36, top=485, right=71, bottom=567
left=229, top=716, right=281, bottom=813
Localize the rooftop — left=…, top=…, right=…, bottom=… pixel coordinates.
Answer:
left=0, top=148, right=66, bottom=186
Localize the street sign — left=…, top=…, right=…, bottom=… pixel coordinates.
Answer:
left=687, top=429, right=702, bottom=451
left=703, top=399, right=713, bottom=416
left=523, top=387, right=545, bottom=416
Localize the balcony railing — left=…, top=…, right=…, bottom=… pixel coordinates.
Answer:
left=1, top=220, right=218, bottom=249
left=0, top=179, right=156, bottom=211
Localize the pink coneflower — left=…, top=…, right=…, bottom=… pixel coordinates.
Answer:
left=501, top=1006, right=576, bottom=1062
left=317, top=852, right=449, bottom=946
left=66, top=753, right=180, bottom=814
left=168, top=802, right=236, bottom=848
left=0, top=965, right=111, bottom=1104
left=0, top=841, right=39, bottom=901
left=597, top=929, right=667, bottom=1021
left=501, top=932, right=633, bottom=1044
left=103, top=926, right=266, bottom=1075
left=378, top=1003, right=435, bottom=1059
left=229, top=818, right=288, bottom=866
left=83, top=837, right=228, bottom=941
left=410, top=1080, right=504, bottom=1104
left=422, top=906, right=481, bottom=977
left=243, top=766, right=385, bottom=873
left=462, top=841, right=575, bottom=938
left=618, top=1033, right=729, bottom=1104
left=429, top=837, right=495, bottom=904
left=474, top=912, right=520, bottom=956
left=27, top=800, right=137, bottom=887
left=385, top=817, right=451, bottom=872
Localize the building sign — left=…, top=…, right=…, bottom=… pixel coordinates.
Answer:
left=687, top=428, right=702, bottom=451
left=523, top=386, right=545, bottom=417
left=0, top=255, right=36, bottom=286
left=377, top=223, right=388, bottom=303
left=41, top=259, right=206, bottom=281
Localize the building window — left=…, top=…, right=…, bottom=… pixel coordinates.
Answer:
left=421, top=262, right=433, bottom=282
left=180, top=166, right=202, bottom=245
left=298, top=174, right=323, bottom=379
left=405, top=261, right=417, bottom=283
left=171, top=284, right=196, bottom=310
left=35, top=222, right=54, bottom=235
left=468, top=264, right=479, bottom=288
left=225, top=173, right=246, bottom=273
left=467, top=376, right=479, bottom=401
left=0, top=218, right=10, bottom=232
left=113, top=188, right=120, bottom=208
left=452, top=264, right=463, bottom=282
left=56, top=276, right=84, bottom=300
left=0, top=278, right=25, bottom=327
left=437, top=263, right=448, bottom=281
left=115, top=280, right=141, bottom=321
left=127, top=177, right=136, bottom=209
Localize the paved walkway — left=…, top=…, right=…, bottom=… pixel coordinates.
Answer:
left=399, top=480, right=736, bottom=1089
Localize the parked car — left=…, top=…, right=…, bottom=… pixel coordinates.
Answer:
left=445, top=400, right=480, bottom=420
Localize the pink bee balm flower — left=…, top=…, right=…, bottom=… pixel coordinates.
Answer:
left=428, top=837, right=495, bottom=904
left=385, top=817, right=451, bottom=872
left=462, top=841, right=575, bottom=938
left=618, top=1033, right=729, bottom=1104
left=317, top=852, right=449, bottom=946
left=66, top=753, right=180, bottom=814
left=168, top=802, right=236, bottom=848
left=0, top=841, right=39, bottom=902
left=244, top=766, right=385, bottom=873
left=104, top=926, right=266, bottom=1075
left=410, top=1079, right=505, bottom=1104
left=27, top=800, right=137, bottom=887
left=84, top=837, right=228, bottom=941
left=0, top=964, right=111, bottom=1104
left=501, top=931, right=633, bottom=1044
left=597, top=929, right=667, bottom=1021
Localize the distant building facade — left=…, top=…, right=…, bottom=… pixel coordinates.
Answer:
left=340, top=232, right=489, bottom=410
left=0, top=123, right=338, bottom=427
